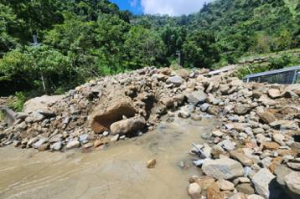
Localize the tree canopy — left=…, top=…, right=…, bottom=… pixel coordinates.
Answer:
left=0, top=0, right=299, bottom=96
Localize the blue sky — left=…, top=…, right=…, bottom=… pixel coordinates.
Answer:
left=109, top=0, right=214, bottom=16
left=110, top=0, right=143, bottom=15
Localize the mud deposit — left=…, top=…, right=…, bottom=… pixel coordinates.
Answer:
left=0, top=116, right=218, bottom=199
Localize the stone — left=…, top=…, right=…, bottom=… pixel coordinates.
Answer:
left=228, top=193, right=247, bottom=199
left=79, top=134, right=89, bottom=143
left=49, top=134, right=63, bottom=143
left=258, top=111, right=276, bottom=124
left=268, top=88, right=281, bottom=99
left=193, top=176, right=215, bottom=190
left=284, top=171, right=300, bottom=195
left=287, top=162, right=300, bottom=171
left=66, top=140, right=80, bottom=149
left=230, top=151, right=253, bottom=166
left=212, top=130, right=224, bottom=137
left=110, top=116, right=145, bottom=135
left=23, top=95, right=64, bottom=113
left=27, top=137, right=39, bottom=147
left=263, top=142, right=280, bottom=150
left=217, top=179, right=235, bottom=191
left=252, top=168, right=275, bottom=198
left=38, top=143, right=49, bottom=151
left=32, top=137, right=48, bottom=149
left=234, top=105, right=250, bottom=115
left=91, top=99, right=137, bottom=133
left=147, top=159, right=156, bottom=169
left=187, top=90, right=207, bottom=106
left=188, top=183, right=201, bottom=199
left=50, top=141, right=62, bottom=151
left=202, top=158, right=244, bottom=180
left=221, top=139, right=236, bottom=151
left=236, top=184, right=255, bottom=195
left=207, top=182, right=223, bottom=199
left=166, top=75, right=184, bottom=86
left=247, top=195, right=264, bottom=199
left=273, top=133, right=285, bottom=145
left=200, top=103, right=210, bottom=112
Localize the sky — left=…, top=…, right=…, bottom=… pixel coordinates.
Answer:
left=109, top=0, right=214, bottom=16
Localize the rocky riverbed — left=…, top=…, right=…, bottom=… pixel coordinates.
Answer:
left=0, top=67, right=299, bottom=199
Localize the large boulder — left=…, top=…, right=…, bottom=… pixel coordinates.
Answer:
left=23, top=95, right=64, bottom=112
left=252, top=168, right=275, bottom=199
left=186, top=90, right=208, bottom=106
left=110, top=116, right=146, bottom=135
left=90, top=98, right=137, bottom=133
left=284, top=171, right=300, bottom=197
left=202, top=158, right=244, bottom=180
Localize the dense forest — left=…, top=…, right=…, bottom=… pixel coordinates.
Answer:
left=0, top=0, right=299, bottom=96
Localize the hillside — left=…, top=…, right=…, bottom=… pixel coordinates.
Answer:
left=0, top=0, right=299, bottom=97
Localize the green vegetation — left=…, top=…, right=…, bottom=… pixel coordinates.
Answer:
left=0, top=0, right=299, bottom=97
left=237, top=51, right=300, bottom=79
left=8, top=92, right=27, bottom=112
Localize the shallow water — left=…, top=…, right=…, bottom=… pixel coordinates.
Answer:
left=0, top=116, right=219, bottom=199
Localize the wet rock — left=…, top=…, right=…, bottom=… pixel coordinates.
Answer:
left=187, top=90, right=207, bottom=106
left=50, top=141, right=62, bottom=151
left=252, top=168, right=275, bottom=198
left=147, top=159, right=156, bottom=169
left=110, top=116, right=145, bottom=135
left=188, top=182, right=201, bottom=199
left=202, top=158, right=244, bottom=180
left=38, top=143, right=49, bottom=151
left=66, top=140, right=80, bottom=149
left=32, top=137, right=48, bottom=149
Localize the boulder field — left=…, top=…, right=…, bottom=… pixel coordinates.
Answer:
left=0, top=67, right=299, bottom=199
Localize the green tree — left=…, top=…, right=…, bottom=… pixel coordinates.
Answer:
left=0, top=45, right=71, bottom=93
left=124, top=26, right=166, bottom=69
left=183, top=31, right=220, bottom=68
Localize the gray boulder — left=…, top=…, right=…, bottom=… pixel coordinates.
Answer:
left=202, top=158, right=244, bottom=180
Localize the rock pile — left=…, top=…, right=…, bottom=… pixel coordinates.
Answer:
left=0, top=67, right=299, bottom=199
left=0, top=67, right=198, bottom=152
left=184, top=74, right=300, bottom=199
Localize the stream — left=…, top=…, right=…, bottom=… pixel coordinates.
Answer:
left=0, top=116, right=219, bottom=199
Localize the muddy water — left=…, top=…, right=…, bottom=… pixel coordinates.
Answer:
left=0, top=116, right=218, bottom=199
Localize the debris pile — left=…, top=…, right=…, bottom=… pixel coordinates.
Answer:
left=0, top=67, right=299, bottom=199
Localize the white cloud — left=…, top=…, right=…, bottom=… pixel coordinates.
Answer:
left=130, top=0, right=138, bottom=7
left=140, top=0, right=214, bottom=16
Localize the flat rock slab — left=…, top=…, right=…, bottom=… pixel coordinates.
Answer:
left=202, top=158, right=244, bottom=180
